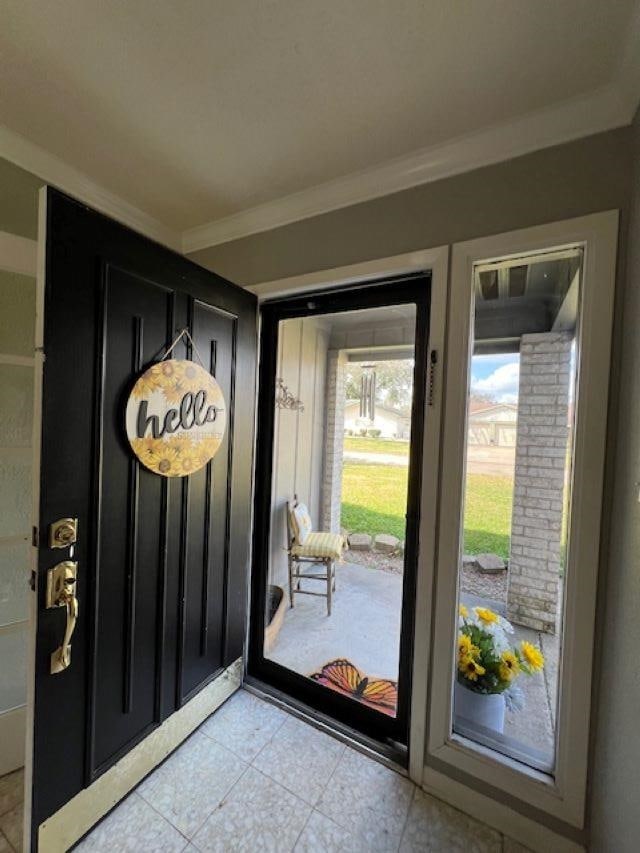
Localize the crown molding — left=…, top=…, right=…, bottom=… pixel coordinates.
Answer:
left=0, top=125, right=181, bottom=251
left=183, top=83, right=633, bottom=254
left=3, top=31, right=638, bottom=261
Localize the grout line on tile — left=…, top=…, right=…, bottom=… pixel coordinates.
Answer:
left=395, top=782, right=418, bottom=853
left=248, top=765, right=314, bottom=852
left=248, top=710, right=290, bottom=767
left=247, top=702, right=289, bottom=765
left=187, top=762, right=252, bottom=843
left=136, top=790, right=191, bottom=837
left=0, top=828, right=14, bottom=853
left=200, top=692, right=289, bottom=765
left=131, top=786, right=194, bottom=847
left=291, top=808, right=313, bottom=852
left=311, top=741, right=347, bottom=816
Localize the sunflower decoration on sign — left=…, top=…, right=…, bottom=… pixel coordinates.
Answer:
left=125, top=356, right=226, bottom=478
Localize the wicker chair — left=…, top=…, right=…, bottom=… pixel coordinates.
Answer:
left=286, top=496, right=345, bottom=616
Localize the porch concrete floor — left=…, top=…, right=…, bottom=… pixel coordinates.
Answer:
left=77, top=689, right=528, bottom=851
left=268, top=562, right=558, bottom=766
left=268, top=560, right=403, bottom=681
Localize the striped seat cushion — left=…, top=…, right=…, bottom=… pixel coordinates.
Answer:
left=291, top=531, right=345, bottom=560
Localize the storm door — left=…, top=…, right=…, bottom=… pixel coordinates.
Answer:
left=249, top=275, right=430, bottom=751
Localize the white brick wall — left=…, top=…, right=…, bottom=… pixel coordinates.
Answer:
left=321, top=350, right=347, bottom=532
left=507, top=332, right=572, bottom=633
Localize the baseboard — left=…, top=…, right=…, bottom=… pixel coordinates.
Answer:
left=0, top=705, right=26, bottom=776
left=38, top=659, right=242, bottom=853
left=422, top=765, right=585, bottom=853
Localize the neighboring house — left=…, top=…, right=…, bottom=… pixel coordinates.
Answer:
left=344, top=399, right=411, bottom=439
left=468, top=402, right=518, bottom=447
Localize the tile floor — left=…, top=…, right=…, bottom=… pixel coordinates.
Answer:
left=76, top=689, right=531, bottom=852
left=0, top=768, right=23, bottom=852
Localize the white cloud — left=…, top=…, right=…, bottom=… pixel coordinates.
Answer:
left=471, top=362, right=520, bottom=403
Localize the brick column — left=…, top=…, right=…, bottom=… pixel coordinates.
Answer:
left=507, top=331, right=572, bottom=634
left=321, top=350, right=346, bottom=532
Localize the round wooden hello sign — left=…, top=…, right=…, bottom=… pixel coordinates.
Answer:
left=125, top=359, right=226, bottom=477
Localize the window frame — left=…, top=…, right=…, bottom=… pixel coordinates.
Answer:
left=426, top=211, right=619, bottom=828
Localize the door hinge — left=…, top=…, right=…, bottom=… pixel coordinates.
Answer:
left=32, top=525, right=39, bottom=547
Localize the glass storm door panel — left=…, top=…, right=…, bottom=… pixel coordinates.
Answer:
left=249, top=276, right=431, bottom=748
left=452, top=250, right=582, bottom=774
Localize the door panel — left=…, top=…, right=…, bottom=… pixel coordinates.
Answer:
left=248, top=276, right=430, bottom=749
left=91, top=267, right=173, bottom=777
left=31, top=190, right=256, bottom=846
left=179, top=302, right=237, bottom=701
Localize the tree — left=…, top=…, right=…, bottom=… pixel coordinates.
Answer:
left=344, top=360, right=414, bottom=413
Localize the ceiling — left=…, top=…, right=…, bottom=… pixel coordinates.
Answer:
left=1, top=1, right=639, bottom=248
left=474, top=254, right=581, bottom=352
left=318, top=304, right=416, bottom=331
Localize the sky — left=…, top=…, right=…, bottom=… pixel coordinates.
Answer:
left=470, top=353, right=520, bottom=404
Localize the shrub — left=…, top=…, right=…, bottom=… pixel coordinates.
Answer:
left=368, top=429, right=381, bottom=438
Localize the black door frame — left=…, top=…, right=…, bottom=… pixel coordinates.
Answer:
left=247, top=273, right=431, bottom=748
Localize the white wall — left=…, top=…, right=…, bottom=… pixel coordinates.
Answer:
left=269, top=317, right=330, bottom=588
left=0, top=265, right=35, bottom=774
left=590, top=111, right=640, bottom=851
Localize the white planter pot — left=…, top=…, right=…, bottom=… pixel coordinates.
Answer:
left=454, top=682, right=505, bottom=734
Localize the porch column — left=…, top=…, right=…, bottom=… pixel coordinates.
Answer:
left=321, top=349, right=346, bottom=532
left=507, top=331, right=572, bottom=634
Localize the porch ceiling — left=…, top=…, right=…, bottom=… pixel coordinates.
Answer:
left=474, top=255, right=581, bottom=354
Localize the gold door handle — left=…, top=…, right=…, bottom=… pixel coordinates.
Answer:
left=46, top=561, right=79, bottom=674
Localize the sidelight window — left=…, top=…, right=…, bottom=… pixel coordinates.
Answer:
left=453, top=249, right=581, bottom=774
left=427, top=213, right=618, bottom=828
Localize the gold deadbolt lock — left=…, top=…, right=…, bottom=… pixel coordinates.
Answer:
left=46, top=561, right=79, bottom=674
left=49, top=518, right=78, bottom=549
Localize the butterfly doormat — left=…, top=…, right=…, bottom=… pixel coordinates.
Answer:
left=310, top=658, right=398, bottom=717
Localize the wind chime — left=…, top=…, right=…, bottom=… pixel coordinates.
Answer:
left=359, top=364, right=376, bottom=421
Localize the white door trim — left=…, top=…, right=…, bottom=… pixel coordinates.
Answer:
left=23, top=188, right=48, bottom=853
left=248, top=248, right=448, bottom=302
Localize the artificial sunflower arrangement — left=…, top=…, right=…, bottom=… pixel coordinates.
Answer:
left=457, top=605, right=544, bottom=707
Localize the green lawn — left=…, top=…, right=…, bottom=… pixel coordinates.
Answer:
left=341, top=461, right=513, bottom=558
left=461, top=473, right=513, bottom=558
left=344, top=435, right=410, bottom=456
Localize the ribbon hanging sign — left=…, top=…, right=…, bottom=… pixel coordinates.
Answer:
left=125, top=359, right=226, bottom=477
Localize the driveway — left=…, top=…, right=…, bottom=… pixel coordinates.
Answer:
left=343, top=444, right=515, bottom=477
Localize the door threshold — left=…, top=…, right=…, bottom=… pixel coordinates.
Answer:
left=242, top=675, right=408, bottom=775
